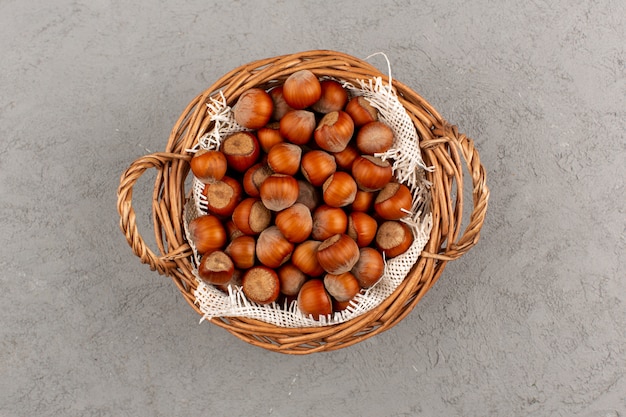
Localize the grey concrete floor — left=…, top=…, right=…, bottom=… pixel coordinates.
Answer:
left=1, top=0, right=625, bottom=416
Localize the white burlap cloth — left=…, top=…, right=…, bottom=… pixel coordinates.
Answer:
left=184, top=74, right=433, bottom=327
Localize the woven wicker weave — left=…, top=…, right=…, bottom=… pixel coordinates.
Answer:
left=116, top=50, right=489, bottom=354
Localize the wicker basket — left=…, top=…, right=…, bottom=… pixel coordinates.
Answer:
left=116, top=50, right=489, bottom=354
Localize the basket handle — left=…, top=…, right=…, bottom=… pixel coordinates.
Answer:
left=421, top=124, right=490, bottom=262
left=117, top=152, right=192, bottom=275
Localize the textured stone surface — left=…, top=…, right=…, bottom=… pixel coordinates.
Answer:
left=1, top=0, right=624, bottom=416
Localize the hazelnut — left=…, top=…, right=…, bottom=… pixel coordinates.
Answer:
left=259, top=174, right=300, bottom=211
left=256, top=226, right=294, bottom=268
left=292, top=240, right=325, bottom=277
left=323, top=272, right=360, bottom=302
left=295, top=179, right=321, bottom=211
left=267, top=142, right=302, bottom=176
left=274, top=203, right=313, bottom=243
left=282, top=70, right=322, bottom=109
left=197, top=250, right=234, bottom=285
left=188, top=214, right=227, bottom=255
left=375, top=221, right=413, bottom=258
left=242, top=162, right=273, bottom=198
left=351, top=189, right=376, bottom=212
left=345, top=96, right=378, bottom=127
left=300, top=150, right=337, bottom=187
left=374, top=182, right=413, bottom=220
left=346, top=211, right=378, bottom=247
left=220, top=131, right=261, bottom=172
left=322, top=171, right=358, bottom=208
left=202, top=175, right=243, bottom=218
left=268, top=86, right=294, bottom=121
left=279, top=109, right=316, bottom=145
left=232, top=197, right=271, bottom=235
left=190, top=149, right=228, bottom=184
left=314, top=111, right=354, bottom=153
left=351, top=247, right=385, bottom=288
left=356, top=121, right=394, bottom=155
left=311, top=204, right=348, bottom=241
left=256, top=122, right=285, bottom=153
left=224, top=235, right=256, bottom=270
left=332, top=144, right=360, bottom=171
left=351, top=155, right=393, bottom=191
left=311, top=79, right=349, bottom=114
left=225, top=219, right=244, bottom=240
left=297, top=278, right=333, bottom=320
left=316, top=234, right=360, bottom=275
left=233, top=88, right=274, bottom=129
left=242, top=266, right=280, bottom=305
left=277, top=263, right=307, bottom=296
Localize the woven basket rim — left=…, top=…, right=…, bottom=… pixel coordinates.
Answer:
left=116, top=49, right=490, bottom=354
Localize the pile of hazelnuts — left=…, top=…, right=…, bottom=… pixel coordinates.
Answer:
left=187, top=70, right=415, bottom=320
